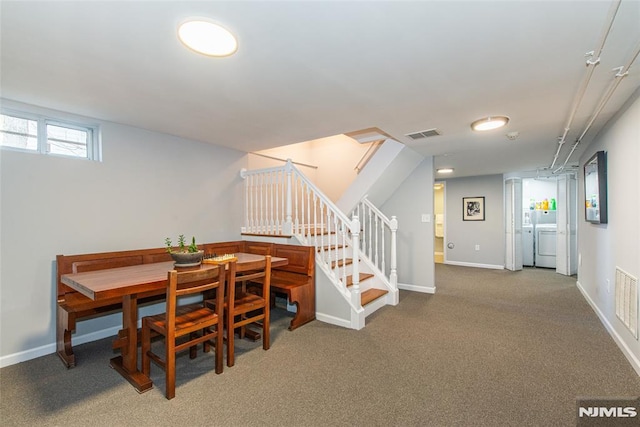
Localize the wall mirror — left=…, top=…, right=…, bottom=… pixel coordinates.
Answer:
left=584, top=150, right=607, bottom=224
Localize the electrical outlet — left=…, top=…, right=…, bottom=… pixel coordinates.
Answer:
left=475, top=244, right=480, bottom=251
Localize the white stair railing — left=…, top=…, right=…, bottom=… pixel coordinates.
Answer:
left=241, top=160, right=362, bottom=305
left=351, top=197, right=398, bottom=289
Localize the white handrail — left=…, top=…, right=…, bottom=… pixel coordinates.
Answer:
left=241, top=161, right=398, bottom=299
left=241, top=159, right=362, bottom=304
left=352, top=197, right=398, bottom=287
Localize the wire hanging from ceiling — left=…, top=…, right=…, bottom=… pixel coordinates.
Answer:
left=548, top=0, right=622, bottom=171
left=554, top=43, right=640, bottom=173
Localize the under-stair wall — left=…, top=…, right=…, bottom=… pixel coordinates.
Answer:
left=337, top=139, right=424, bottom=214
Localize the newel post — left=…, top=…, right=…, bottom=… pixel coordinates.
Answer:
left=350, top=215, right=361, bottom=306
left=283, top=159, right=293, bottom=235
left=389, top=215, right=398, bottom=287
left=240, top=168, right=249, bottom=233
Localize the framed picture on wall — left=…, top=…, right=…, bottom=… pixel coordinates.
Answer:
left=584, top=150, right=608, bottom=224
left=463, top=196, right=485, bottom=221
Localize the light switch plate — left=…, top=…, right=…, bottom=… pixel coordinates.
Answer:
left=421, top=214, right=430, bottom=223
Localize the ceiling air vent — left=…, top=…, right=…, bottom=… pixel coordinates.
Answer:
left=405, top=128, right=441, bottom=140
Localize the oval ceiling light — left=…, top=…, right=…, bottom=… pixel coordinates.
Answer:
left=437, top=168, right=454, bottom=174
left=178, top=19, right=237, bottom=57
left=471, top=116, right=509, bottom=131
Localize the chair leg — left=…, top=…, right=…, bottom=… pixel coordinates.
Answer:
left=166, top=340, right=176, bottom=400
left=215, top=323, right=223, bottom=374
left=263, top=307, right=270, bottom=351
left=203, top=328, right=211, bottom=353
left=227, top=316, right=235, bottom=367
left=189, top=332, right=198, bottom=359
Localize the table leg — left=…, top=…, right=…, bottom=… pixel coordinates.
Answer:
left=109, top=294, right=153, bottom=393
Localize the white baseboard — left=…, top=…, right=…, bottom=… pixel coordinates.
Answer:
left=398, top=283, right=436, bottom=294
left=315, top=312, right=352, bottom=329
left=576, top=280, right=640, bottom=377
left=444, top=260, right=504, bottom=270
left=0, top=325, right=122, bottom=368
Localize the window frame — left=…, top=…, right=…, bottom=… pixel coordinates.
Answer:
left=0, top=108, right=101, bottom=161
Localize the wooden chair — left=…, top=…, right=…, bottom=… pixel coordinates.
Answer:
left=141, top=266, right=224, bottom=400
left=209, top=256, right=271, bottom=367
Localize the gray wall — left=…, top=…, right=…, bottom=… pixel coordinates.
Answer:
left=577, top=90, right=640, bottom=373
left=443, top=174, right=505, bottom=268
left=380, top=158, right=435, bottom=291
left=0, top=101, right=245, bottom=364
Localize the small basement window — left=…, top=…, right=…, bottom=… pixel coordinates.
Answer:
left=0, top=111, right=101, bottom=161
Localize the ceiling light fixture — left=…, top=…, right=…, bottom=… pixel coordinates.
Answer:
left=178, top=19, right=237, bottom=57
left=471, top=116, right=510, bottom=131
left=437, top=168, right=454, bottom=174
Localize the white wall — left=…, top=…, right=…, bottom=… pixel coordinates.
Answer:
left=0, top=101, right=246, bottom=364
left=249, top=134, right=371, bottom=202
left=443, top=174, right=505, bottom=269
left=380, top=158, right=435, bottom=292
left=522, top=178, right=557, bottom=211
left=576, top=90, right=640, bottom=374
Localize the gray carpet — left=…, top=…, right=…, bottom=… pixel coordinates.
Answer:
left=1, top=265, right=639, bottom=426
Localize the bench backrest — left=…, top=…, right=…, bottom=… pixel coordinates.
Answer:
left=201, top=241, right=244, bottom=257
left=56, top=241, right=314, bottom=301
left=272, top=244, right=314, bottom=276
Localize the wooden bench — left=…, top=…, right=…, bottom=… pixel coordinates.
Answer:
left=193, top=240, right=316, bottom=330
left=56, top=240, right=315, bottom=368
left=237, top=242, right=316, bottom=331
left=56, top=247, right=173, bottom=368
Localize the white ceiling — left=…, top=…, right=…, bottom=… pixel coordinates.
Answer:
left=1, top=1, right=639, bottom=178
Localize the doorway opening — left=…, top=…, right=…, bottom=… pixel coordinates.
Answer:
left=434, top=182, right=445, bottom=263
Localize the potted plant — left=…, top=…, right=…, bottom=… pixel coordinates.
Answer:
left=165, top=235, right=204, bottom=267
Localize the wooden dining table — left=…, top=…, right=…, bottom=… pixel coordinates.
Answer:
left=60, top=252, right=287, bottom=393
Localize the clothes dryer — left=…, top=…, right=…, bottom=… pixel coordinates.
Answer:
left=535, top=224, right=557, bottom=268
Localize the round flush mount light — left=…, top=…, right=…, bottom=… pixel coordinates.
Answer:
left=178, top=19, right=238, bottom=57
left=471, top=116, right=510, bottom=131
left=437, top=168, right=454, bottom=174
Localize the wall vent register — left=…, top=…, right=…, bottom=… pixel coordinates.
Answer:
left=615, top=267, right=638, bottom=340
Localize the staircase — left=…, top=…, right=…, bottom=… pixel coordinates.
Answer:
left=240, top=159, right=399, bottom=329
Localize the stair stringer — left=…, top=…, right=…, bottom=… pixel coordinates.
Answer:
left=293, top=234, right=395, bottom=330
left=291, top=234, right=366, bottom=330
left=314, top=261, right=365, bottom=330
left=356, top=250, right=399, bottom=306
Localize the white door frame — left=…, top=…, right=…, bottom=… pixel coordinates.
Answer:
left=556, top=174, right=578, bottom=275
left=505, top=178, right=523, bottom=271
left=434, top=181, right=446, bottom=262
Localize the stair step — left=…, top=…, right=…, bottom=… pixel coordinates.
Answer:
left=345, top=273, right=374, bottom=287
left=331, top=258, right=352, bottom=268
left=317, top=244, right=345, bottom=252
left=305, top=228, right=335, bottom=236
left=361, top=288, right=388, bottom=306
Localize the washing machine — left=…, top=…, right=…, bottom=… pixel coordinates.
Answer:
left=522, top=224, right=534, bottom=266
left=535, top=224, right=557, bottom=268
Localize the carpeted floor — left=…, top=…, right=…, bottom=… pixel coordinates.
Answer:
left=1, top=264, right=638, bottom=426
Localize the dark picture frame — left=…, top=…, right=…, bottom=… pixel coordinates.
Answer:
left=463, top=196, right=485, bottom=221
left=584, top=150, right=607, bottom=224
